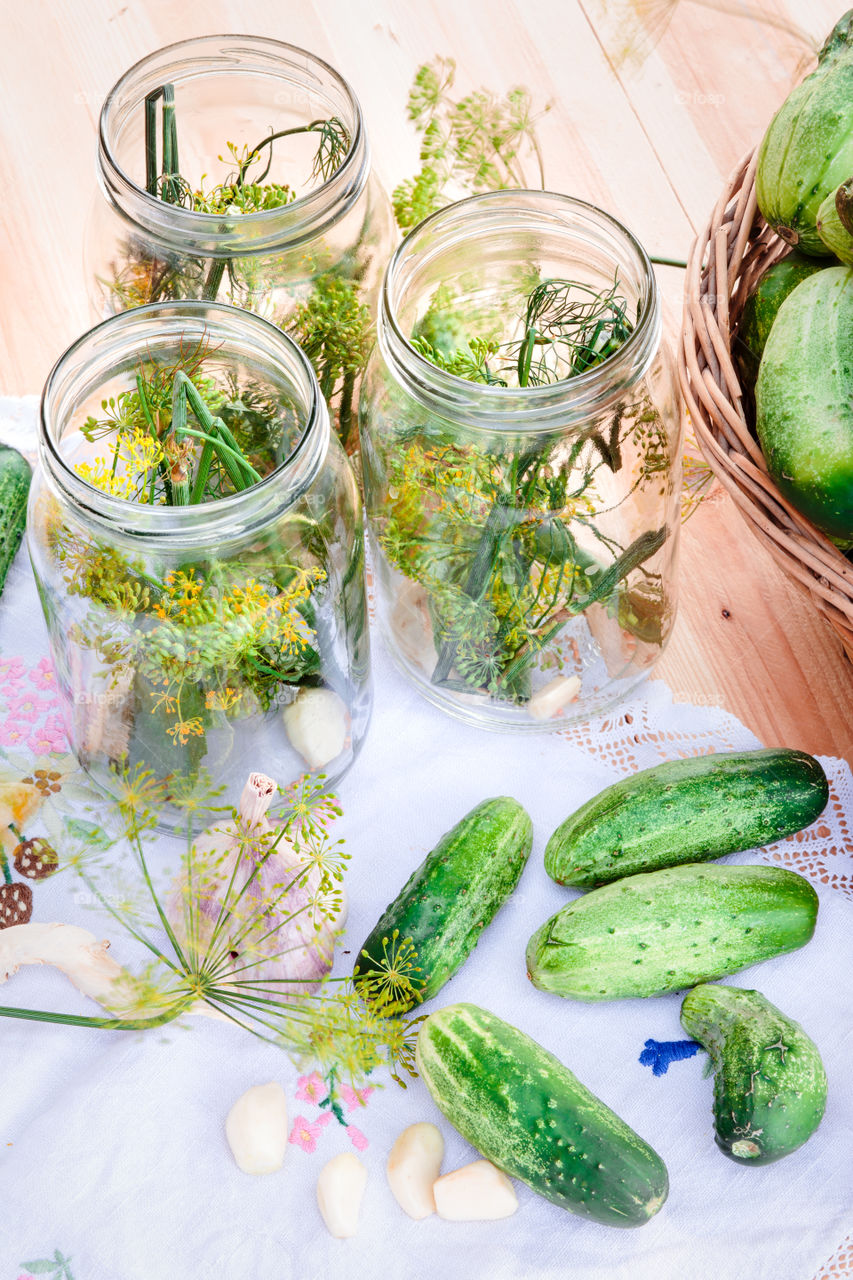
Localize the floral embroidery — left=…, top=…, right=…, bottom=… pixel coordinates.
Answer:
left=28, top=658, right=57, bottom=692
left=288, top=1114, right=326, bottom=1154
left=287, top=1069, right=375, bottom=1154
left=295, top=1072, right=328, bottom=1105
left=0, top=657, right=66, bottom=758
left=17, top=1251, right=75, bottom=1280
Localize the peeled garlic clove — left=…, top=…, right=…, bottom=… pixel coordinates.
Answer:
left=387, top=1122, right=444, bottom=1220
left=528, top=674, right=582, bottom=720
left=283, top=688, right=348, bottom=771
left=316, top=1151, right=368, bottom=1238
left=433, top=1159, right=518, bottom=1221
left=225, top=1082, right=288, bottom=1175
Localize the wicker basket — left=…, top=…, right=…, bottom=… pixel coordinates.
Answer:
left=678, top=148, right=853, bottom=661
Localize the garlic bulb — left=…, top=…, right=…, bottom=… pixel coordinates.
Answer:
left=168, top=771, right=347, bottom=991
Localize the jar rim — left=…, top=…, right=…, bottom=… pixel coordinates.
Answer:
left=39, top=300, right=329, bottom=540
left=97, top=34, right=369, bottom=252
left=379, top=190, right=662, bottom=428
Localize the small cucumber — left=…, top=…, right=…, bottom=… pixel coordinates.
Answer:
left=527, top=863, right=818, bottom=1001
left=544, top=748, right=828, bottom=888
left=0, top=445, right=31, bottom=599
left=354, top=797, right=532, bottom=1011
left=681, top=984, right=827, bottom=1165
left=416, top=1002, right=668, bottom=1227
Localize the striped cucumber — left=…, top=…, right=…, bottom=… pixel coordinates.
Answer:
left=416, top=1003, right=668, bottom=1227
left=0, top=445, right=31, bottom=599
left=544, top=749, right=828, bottom=888
left=681, top=984, right=827, bottom=1165
left=354, top=797, right=532, bottom=1011
left=527, top=864, right=818, bottom=1001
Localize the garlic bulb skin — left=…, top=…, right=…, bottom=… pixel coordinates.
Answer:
left=283, top=688, right=348, bottom=771
left=225, top=1082, right=288, bottom=1175
left=168, top=772, right=346, bottom=992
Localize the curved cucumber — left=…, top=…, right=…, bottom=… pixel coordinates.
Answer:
left=735, top=253, right=828, bottom=395
left=544, top=749, right=828, bottom=888
left=416, top=1002, right=668, bottom=1227
left=681, top=984, right=827, bottom=1165
left=354, top=797, right=532, bottom=1011
left=526, top=864, right=818, bottom=1000
left=756, top=266, right=853, bottom=542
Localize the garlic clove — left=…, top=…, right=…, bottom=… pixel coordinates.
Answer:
left=225, top=1082, right=288, bottom=1175
left=386, top=1122, right=444, bottom=1219
left=283, top=688, right=348, bottom=771
left=433, top=1159, right=518, bottom=1221
left=528, top=674, right=582, bottom=721
left=316, top=1151, right=368, bottom=1238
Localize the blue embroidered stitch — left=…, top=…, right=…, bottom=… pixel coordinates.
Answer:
left=639, top=1037, right=701, bottom=1076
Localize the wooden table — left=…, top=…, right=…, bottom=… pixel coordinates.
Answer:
left=1, top=0, right=850, bottom=760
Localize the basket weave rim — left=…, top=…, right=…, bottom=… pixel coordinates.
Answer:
left=678, top=147, right=853, bottom=652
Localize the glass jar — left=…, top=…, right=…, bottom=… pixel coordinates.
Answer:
left=28, top=301, right=370, bottom=810
left=360, top=192, right=682, bottom=730
left=86, top=35, right=394, bottom=451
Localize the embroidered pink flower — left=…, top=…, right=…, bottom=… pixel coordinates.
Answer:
left=28, top=716, right=67, bottom=755
left=289, top=1115, right=325, bottom=1153
left=339, top=1082, right=374, bottom=1112
left=295, top=1072, right=328, bottom=1105
left=0, top=657, right=25, bottom=685
left=5, top=692, right=49, bottom=723
left=317, top=1111, right=333, bottom=1128
left=0, top=719, right=28, bottom=747
left=28, top=658, right=57, bottom=691
left=346, top=1125, right=368, bottom=1151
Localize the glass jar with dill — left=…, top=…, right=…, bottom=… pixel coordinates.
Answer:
left=27, top=301, right=370, bottom=810
left=85, top=35, right=393, bottom=454
left=360, top=192, right=682, bottom=729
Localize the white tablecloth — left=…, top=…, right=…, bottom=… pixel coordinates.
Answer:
left=0, top=399, right=851, bottom=1280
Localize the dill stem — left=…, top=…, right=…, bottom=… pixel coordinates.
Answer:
left=239, top=120, right=339, bottom=186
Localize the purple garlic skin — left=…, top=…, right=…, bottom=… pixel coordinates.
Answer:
left=168, top=772, right=347, bottom=992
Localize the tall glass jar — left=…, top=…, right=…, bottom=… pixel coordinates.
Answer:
left=360, top=192, right=682, bottom=730
left=28, top=301, right=370, bottom=810
left=86, top=35, right=394, bottom=451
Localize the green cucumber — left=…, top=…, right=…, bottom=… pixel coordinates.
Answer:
left=0, top=445, right=31, bottom=598
left=756, top=266, right=853, bottom=543
left=734, top=253, right=828, bottom=395
left=544, top=748, right=828, bottom=889
left=416, top=1002, right=668, bottom=1227
left=526, top=863, right=818, bottom=1001
left=681, top=984, right=827, bottom=1165
left=756, top=11, right=853, bottom=255
left=354, top=797, right=532, bottom=1011
left=816, top=183, right=853, bottom=264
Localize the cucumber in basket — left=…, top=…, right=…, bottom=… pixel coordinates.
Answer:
left=527, top=863, right=818, bottom=1000
left=354, top=797, right=532, bottom=1011
left=544, top=748, right=828, bottom=888
left=417, top=1002, right=668, bottom=1227
left=0, top=445, right=31, bottom=599
left=681, top=984, right=827, bottom=1165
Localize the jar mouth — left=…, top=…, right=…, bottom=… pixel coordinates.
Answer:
left=98, top=35, right=369, bottom=255
left=380, top=190, right=661, bottom=429
left=40, top=300, right=328, bottom=541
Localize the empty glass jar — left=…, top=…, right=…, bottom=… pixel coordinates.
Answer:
left=86, top=35, right=394, bottom=451
left=29, top=301, right=370, bottom=810
left=359, top=191, right=682, bottom=730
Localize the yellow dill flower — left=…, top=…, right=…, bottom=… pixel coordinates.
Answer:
left=167, top=716, right=206, bottom=745
left=205, top=687, right=241, bottom=711
left=74, top=458, right=138, bottom=501
left=120, top=427, right=165, bottom=477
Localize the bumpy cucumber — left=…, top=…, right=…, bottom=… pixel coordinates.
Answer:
left=0, top=445, right=31, bottom=599
left=681, top=984, right=827, bottom=1165
left=416, top=1002, right=668, bottom=1226
left=527, top=864, right=818, bottom=1000
left=544, top=748, right=828, bottom=888
left=734, top=253, right=828, bottom=395
left=756, top=11, right=853, bottom=254
left=354, top=797, right=532, bottom=1010
left=756, top=266, right=853, bottom=542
